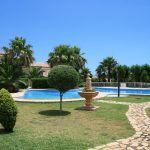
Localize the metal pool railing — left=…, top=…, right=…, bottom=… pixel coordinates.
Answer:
left=92, top=82, right=150, bottom=88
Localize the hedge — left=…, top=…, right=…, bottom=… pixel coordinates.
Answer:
left=31, top=78, right=51, bottom=89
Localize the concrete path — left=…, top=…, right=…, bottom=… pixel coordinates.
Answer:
left=89, top=100, right=150, bottom=150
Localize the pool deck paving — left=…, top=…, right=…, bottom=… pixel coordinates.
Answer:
left=89, top=100, right=150, bottom=150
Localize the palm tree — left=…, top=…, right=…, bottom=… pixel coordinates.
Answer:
left=2, top=37, right=34, bottom=67
left=80, top=67, right=92, bottom=81
left=96, top=57, right=117, bottom=82
left=0, top=58, right=25, bottom=92
left=47, top=45, right=87, bottom=72
left=48, top=45, right=69, bottom=67
left=0, top=37, right=34, bottom=92
left=27, top=67, right=43, bottom=78
left=23, top=67, right=43, bottom=86
left=96, top=64, right=106, bottom=82
left=72, top=46, right=87, bottom=72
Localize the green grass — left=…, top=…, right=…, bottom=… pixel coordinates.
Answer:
left=0, top=101, right=134, bottom=150
left=146, top=108, right=150, bottom=118
left=101, top=96, right=150, bottom=103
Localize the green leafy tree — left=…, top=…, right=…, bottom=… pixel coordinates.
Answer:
left=48, top=45, right=87, bottom=72
left=140, top=70, right=149, bottom=82
left=96, top=57, right=117, bottom=82
left=130, top=65, right=142, bottom=82
left=112, top=65, right=130, bottom=82
left=141, top=64, right=150, bottom=82
left=48, top=65, right=79, bottom=111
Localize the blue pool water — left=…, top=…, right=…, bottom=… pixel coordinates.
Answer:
left=21, top=88, right=150, bottom=99
left=22, top=89, right=81, bottom=99
left=95, top=87, right=150, bottom=95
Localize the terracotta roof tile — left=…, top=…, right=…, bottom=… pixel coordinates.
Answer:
left=31, top=62, right=49, bottom=68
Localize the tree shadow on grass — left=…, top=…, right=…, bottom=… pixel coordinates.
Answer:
left=39, top=110, right=71, bottom=116
left=136, top=97, right=142, bottom=99
left=0, top=128, right=11, bottom=134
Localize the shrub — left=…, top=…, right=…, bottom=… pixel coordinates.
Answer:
left=31, top=78, right=51, bottom=89
left=78, top=77, right=84, bottom=87
left=0, top=89, right=17, bottom=132
left=48, top=65, right=79, bottom=110
left=92, top=78, right=99, bottom=82
left=0, top=83, right=19, bottom=93
left=18, top=78, right=29, bottom=89
left=78, top=82, right=85, bottom=87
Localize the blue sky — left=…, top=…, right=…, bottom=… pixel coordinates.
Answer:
left=0, top=0, right=150, bottom=74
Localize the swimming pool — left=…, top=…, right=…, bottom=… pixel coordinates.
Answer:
left=95, top=87, right=150, bottom=95
left=20, top=87, right=150, bottom=100
left=22, top=89, right=81, bottom=99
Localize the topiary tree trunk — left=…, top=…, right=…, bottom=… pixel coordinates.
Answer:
left=60, top=92, right=63, bottom=111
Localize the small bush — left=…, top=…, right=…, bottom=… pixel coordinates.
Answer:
left=78, top=82, right=85, bottom=87
left=78, top=76, right=84, bottom=87
left=0, top=89, right=17, bottom=132
left=31, top=78, right=51, bottom=89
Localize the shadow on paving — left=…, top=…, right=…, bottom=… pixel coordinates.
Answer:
left=39, top=110, right=71, bottom=116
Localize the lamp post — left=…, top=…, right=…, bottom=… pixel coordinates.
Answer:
left=117, top=66, right=120, bottom=97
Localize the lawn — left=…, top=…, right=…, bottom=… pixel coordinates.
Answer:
left=146, top=108, right=150, bottom=118
left=101, top=96, right=150, bottom=103
left=0, top=101, right=134, bottom=150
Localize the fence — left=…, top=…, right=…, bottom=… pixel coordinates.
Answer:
left=92, top=82, right=150, bottom=88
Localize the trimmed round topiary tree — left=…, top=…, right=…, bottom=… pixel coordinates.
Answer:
left=48, top=65, right=79, bottom=111
left=0, top=88, right=17, bottom=132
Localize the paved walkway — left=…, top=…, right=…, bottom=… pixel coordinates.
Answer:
left=89, top=100, right=150, bottom=150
